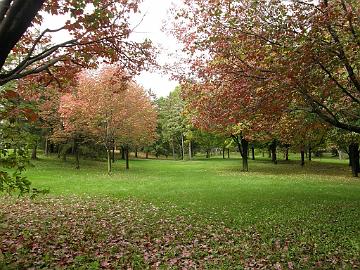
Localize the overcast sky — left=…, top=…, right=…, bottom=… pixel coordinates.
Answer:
left=131, top=0, right=179, bottom=98
left=44, top=0, right=180, bottom=98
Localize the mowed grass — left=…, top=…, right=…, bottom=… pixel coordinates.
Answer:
left=1, top=154, right=360, bottom=269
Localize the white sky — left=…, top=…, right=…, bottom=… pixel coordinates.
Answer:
left=131, top=0, right=180, bottom=97
left=43, top=0, right=180, bottom=98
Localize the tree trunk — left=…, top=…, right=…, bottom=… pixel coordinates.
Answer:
left=270, top=140, right=277, bottom=164
left=206, top=150, right=210, bottom=158
left=146, top=151, right=149, bottom=159
left=308, top=146, right=312, bottom=161
left=242, top=138, right=249, bottom=172
left=107, top=149, right=112, bottom=174
left=172, top=140, right=176, bottom=160
left=112, top=146, right=115, bottom=163
left=227, top=148, right=230, bottom=158
left=251, top=144, right=255, bottom=160
left=44, top=137, right=49, bottom=156
left=121, top=146, right=125, bottom=160
left=301, top=150, right=305, bottom=166
left=222, top=147, right=225, bottom=159
left=125, top=147, right=129, bottom=170
left=74, top=141, right=80, bottom=169
left=31, top=141, right=37, bottom=160
left=285, top=147, right=289, bottom=161
left=349, top=143, right=359, bottom=177
left=233, top=135, right=249, bottom=171
left=268, top=149, right=271, bottom=158
left=135, top=147, right=138, bottom=158
left=181, top=134, right=185, bottom=160
left=188, top=140, right=192, bottom=160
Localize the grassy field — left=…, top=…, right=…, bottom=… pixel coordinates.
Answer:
left=1, top=154, right=359, bottom=269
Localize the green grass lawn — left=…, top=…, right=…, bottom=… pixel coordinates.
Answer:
left=1, top=154, right=359, bottom=269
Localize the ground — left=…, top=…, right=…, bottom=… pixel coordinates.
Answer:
left=1, top=154, right=359, bottom=269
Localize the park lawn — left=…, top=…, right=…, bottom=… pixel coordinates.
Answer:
left=1, top=155, right=359, bottom=269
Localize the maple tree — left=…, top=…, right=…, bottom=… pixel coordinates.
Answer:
left=59, top=65, right=157, bottom=173
left=169, top=0, right=359, bottom=174
left=0, top=0, right=155, bottom=86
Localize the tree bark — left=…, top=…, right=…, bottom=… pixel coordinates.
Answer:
left=0, top=0, right=46, bottom=71
left=74, top=140, right=80, bottom=169
left=232, top=135, right=249, bottom=171
left=349, top=143, right=359, bottom=177
left=172, top=140, right=176, bottom=160
left=270, top=140, right=277, bottom=164
left=222, top=147, right=225, bottom=159
left=112, top=146, right=115, bottom=163
left=301, top=150, right=305, bottom=166
left=44, top=137, right=49, bottom=156
left=181, top=134, right=185, bottom=160
left=227, top=148, right=230, bottom=158
left=308, top=146, right=312, bottom=161
left=285, top=146, right=289, bottom=161
left=146, top=151, right=149, bottom=159
left=31, top=141, right=37, bottom=160
left=107, top=149, right=112, bottom=174
left=125, top=147, right=129, bottom=170
left=188, top=140, right=192, bottom=160
left=251, top=144, right=255, bottom=160
left=135, top=147, right=138, bottom=158
left=121, top=146, right=125, bottom=160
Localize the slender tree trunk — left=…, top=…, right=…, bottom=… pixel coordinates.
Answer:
left=227, top=148, right=230, bottom=158
left=135, top=147, right=138, bottom=158
left=268, top=149, right=271, bottom=158
left=270, top=140, right=277, bottom=164
left=242, top=138, right=249, bottom=172
left=125, top=147, right=129, bottom=170
left=349, top=143, right=359, bottom=177
left=251, top=144, right=255, bottom=160
left=74, top=140, right=80, bottom=169
left=301, top=150, right=305, bottom=166
left=107, top=149, right=112, bottom=174
left=262, top=150, right=265, bottom=157
left=45, top=137, right=49, bottom=156
left=121, top=146, right=125, bottom=160
left=181, top=134, right=185, bottom=160
left=222, top=147, right=225, bottom=159
left=31, top=141, right=37, bottom=160
left=146, top=151, right=149, bottom=159
left=308, top=146, right=312, bottom=161
left=112, top=146, right=115, bottom=163
left=285, top=147, right=289, bottom=161
left=188, top=140, right=192, bottom=160
left=206, top=150, right=210, bottom=158
left=172, top=140, right=176, bottom=160
left=233, top=135, right=249, bottom=171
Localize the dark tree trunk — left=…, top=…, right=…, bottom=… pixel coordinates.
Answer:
left=232, top=135, right=249, bottom=171
left=270, top=140, right=277, bottom=164
left=227, top=148, right=230, bottom=158
left=349, top=143, right=359, bottom=177
left=251, top=144, right=255, bottom=160
left=125, top=147, right=129, bottom=170
left=44, top=137, right=49, bottom=156
left=285, top=147, right=289, bottom=161
left=31, top=141, right=37, bottom=160
left=301, top=150, right=305, bottom=166
left=112, top=146, right=115, bottom=163
left=74, top=140, right=80, bottom=169
left=107, top=149, right=112, bottom=174
left=268, top=149, right=271, bottom=158
left=222, top=147, right=225, bottom=159
left=135, top=147, right=138, bottom=158
left=0, top=0, right=46, bottom=71
left=308, top=146, right=312, bottom=161
left=121, top=146, right=125, bottom=160
left=206, top=150, right=210, bottom=158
